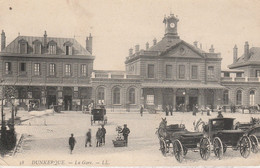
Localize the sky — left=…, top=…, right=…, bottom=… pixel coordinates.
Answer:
left=0, top=0, right=260, bottom=70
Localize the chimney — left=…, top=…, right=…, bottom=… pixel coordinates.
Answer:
left=43, top=31, right=47, bottom=48
left=1, top=30, right=6, bottom=51
left=233, top=45, right=238, bottom=63
left=193, top=41, right=198, bottom=48
left=153, top=38, right=157, bottom=46
left=86, top=33, right=93, bottom=54
left=146, top=42, right=149, bottom=50
left=244, top=41, right=249, bottom=60
left=209, top=45, right=215, bottom=53
left=129, top=48, right=133, bottom=56
left=135, top=44, right=139, bottom=53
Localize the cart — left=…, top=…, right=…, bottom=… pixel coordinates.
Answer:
left=112, top=126, right=127, bottom=147
left=156, top=118, right=211, bottom=163
left=91, top=107, right=107, bottom=125
left=203, top=117, right=259, bottom=159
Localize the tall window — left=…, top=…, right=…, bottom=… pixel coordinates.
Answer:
left=223, top=90, right=229, bottom=104
left=148, top=64, right=154, bottom=78
left=49, top=45, right=56, bottom=54
left=179, top=65, right=185, bottom=79
left=49, top=63, right=56, bottom=76
left=146, top=95, right=154, bottom=105
left=81, top=64, right=87, bottom=76
left=249, top=90, right=255, bottom=106
left=34, top=63, right=40, bottom=76
left=5, top=62, right=11, bottom=74
left=97, top=87, right=105, bottom=104
left=208, top=66, right=214, bottom=79
left=256, top=70, right=260, bottom=77
left=20, top=63, right=26, bottom=72
left=34, top=43, right=41, bottom=54
left=166, top=65, right=172, bottom=79
left=113, top=87, right=120, bottom=104
left=65, top=64, right=71, bottom=76
left=129, top=88, right=135, bottom=104
left=66, top=46, right=69, bottom=55
left=236, top=90, right=242, bottom=105
left=20, top=43, right=27, bottom=54
left=191, top=65, right=198, bottom=79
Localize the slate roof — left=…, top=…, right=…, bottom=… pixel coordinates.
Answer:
left=229, top=47, right=260, bottom=68
left=1, top=36, right=91, bottom=56
left=148, top=37, right=206, bottom=54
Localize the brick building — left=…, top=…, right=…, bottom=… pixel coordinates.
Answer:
left=1, top=14, right=259, bottom=112
left=0, top=31, right=94, bottom=110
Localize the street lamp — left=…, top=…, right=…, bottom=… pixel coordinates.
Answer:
left=10, top=96, right=15, bottom=131
left=0, top=79, right=6, bottom=146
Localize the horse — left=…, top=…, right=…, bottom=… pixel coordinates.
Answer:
left=193, top=118, right=206, bottom=132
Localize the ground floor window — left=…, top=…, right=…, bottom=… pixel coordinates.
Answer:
left=97, top=87, right=105, bottom=104
left=113, top=87, right=120, bottom=104
left=129, top=88, right=135, bottom=104
left=249, top=90, right=255, bottom=106
left=146, top=95, right=154, bottom=105
left=236, top=90, right=242, bottom=105
left=223, top=90, right=229, bottom=104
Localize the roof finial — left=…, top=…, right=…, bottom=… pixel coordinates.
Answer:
left=18, top=32, right=20, bottom=36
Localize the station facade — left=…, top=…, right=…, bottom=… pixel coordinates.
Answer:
left=0, top=14, right=259, bottom=111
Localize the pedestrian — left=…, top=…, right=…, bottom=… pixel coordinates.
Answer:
left=169, top=105, right=173, bottom=116
left=69, top=133, right=76, bottom=154
left=96, top=128, right=103, bottom=147
left=182, top=104, right=185, bottom=113
left=192, top=104, right=196, bottom=116
left=101, top=125, right=106, bottom=145
left=85, top=129, right=92, bottom=147
left=120, top=124, right=130, bottom=146
left=140, top=105, right=144, bottom=117
left=165, top=105, right=169, bottom=116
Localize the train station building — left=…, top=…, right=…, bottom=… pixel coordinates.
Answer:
left=0, top=14, right=259, bottom=112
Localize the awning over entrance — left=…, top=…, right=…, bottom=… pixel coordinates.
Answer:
left=141, top=82, right=226, bottom=89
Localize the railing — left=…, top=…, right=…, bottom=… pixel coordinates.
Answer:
left=221, top=77, right=260, bottom=82
left=92, top=72, right=140, bottom=79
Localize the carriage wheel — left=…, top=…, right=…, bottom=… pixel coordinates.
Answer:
left=183, top=146, right=188, bottom=156
left=239, top=135, right=251, bottom=158
left=199, top=137, right=211, bottom=160
left=249, top=135, right=259, bottom=153
left=213, top=137, right=223, bottom=160
left=159, top=139, right=167, bottom=156
left=91, top=116, right=93, bottom=125
left=173, top=140, right=184, bottom=163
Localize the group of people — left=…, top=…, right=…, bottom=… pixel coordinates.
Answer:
left=68, top=124, right=130, bottom=154
left=165, top=105, right=174, bottom=116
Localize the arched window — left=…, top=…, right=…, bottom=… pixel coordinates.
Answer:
left=97, top=87, right=105, bottom=104
left=223, top=90, right=229, bottom=104
left=249, top=90, right=255, bottom=106
left=129, top=88, right=135, bottom=104
left=113, top=87, right=120, bottom=104
left=236, top=90, right=242, bottom=105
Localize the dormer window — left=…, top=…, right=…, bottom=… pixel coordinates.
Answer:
left=63, top=41, right=73, bottom=55
left=32, top=40, right=42, bottom=54
left=18, top=39, right=28, bottom=54
left=48, top=40, right=57, bottom=54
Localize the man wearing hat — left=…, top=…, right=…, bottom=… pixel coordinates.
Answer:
left=101, top=125, right=106, bottom=145
left=121, top=124, right=130, bottom=146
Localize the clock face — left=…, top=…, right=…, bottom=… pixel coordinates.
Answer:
left=170, top=22, right=175, bottom=28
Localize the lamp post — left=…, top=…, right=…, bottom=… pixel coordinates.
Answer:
left=10, top=96, right=15, bottom=131
left=0, top=79, right=6, bottom=146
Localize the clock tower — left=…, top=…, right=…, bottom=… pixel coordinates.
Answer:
left=163, top=14, right=179, bottom=39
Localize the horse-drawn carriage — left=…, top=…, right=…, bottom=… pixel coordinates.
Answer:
left=91, top=107, right=107, bottom=125
left=156, top=118, right=211, bottom=163
left=195, top=117, right=259, bottom=159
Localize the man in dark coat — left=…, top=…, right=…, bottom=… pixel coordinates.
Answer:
left=140, top=105, right=144, bottom=117
left=121, top=124, right=130, bottom=146
left=169, top=105, right=173, bottom=116
left=101, top=125, right=106, bottom=145
left=85, top=129, right=92, bottom=147
left=165, top=105, right=169, bottom=116
left=96, top=128, right=103, bottom=147
left=69, top=133, right=76, bottom=154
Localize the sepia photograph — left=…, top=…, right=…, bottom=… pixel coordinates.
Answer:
left=0, top=0, right=260, bottom=166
